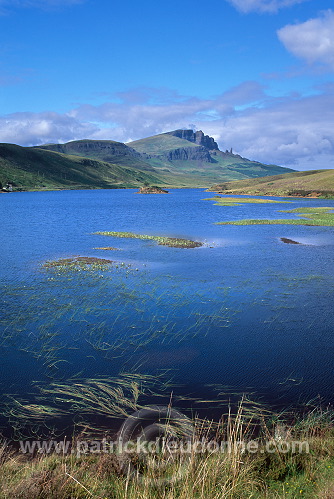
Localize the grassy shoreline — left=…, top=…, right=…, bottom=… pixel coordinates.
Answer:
left=1, top=402, right=334, bottom=498
left=2, top=185, right=333, bottom=197
left=209, top=191, right=334, bottom=200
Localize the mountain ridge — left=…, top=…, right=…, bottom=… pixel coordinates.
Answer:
left=1, top=129, right=296, bottom=191
left=126, top=129, right=294, bottom=181
left=0, top=143, right=162, bottom=191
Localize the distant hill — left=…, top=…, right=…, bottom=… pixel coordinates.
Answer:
left=127, top=130, right=294, bottom=183
left=0, top=143, right=162, bottom=190
left=1, top=129, right=296, bottom=191
left=36, top=139, right=156, bottom=172
left=208, top=169, right=334, bottom=198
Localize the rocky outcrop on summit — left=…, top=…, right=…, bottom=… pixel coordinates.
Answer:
left=166, top=146, right=214, bottom=162
left=12, top=129, right=296, bottom=191
left=166, top=130, right=219, bottom=151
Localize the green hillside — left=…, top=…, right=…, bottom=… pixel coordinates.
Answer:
left=208, top=169, right=334, bottom=198
left=128, top=130, right=295, bottom=182
left=128, top=132, right=200, bottom=155
left=0, top=143, right=162, bottom=190
left=35, top=139, right=156, bottom=172
left=0, top=130, right=296, bottom=191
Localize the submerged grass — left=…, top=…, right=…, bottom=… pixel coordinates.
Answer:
left=6, top=373, right=174, bottom=430
left=93, top=231, right=203, bottom=248
left=204, top=196, right=291, bottom=206
left=0, top=269, right=238, bottom=397
left=217, top=206, right=334, bottom=226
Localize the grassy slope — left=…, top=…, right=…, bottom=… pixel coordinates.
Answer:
left=33, top=139, right=215, bottom=188
left=0, top=143, right=163, bottom=190
left=128, top=132, right=295, bottom=182
left=209, top=169, right=334, bottom=197
left=128, top=133, right=200, bottom=155
left=2, top=142, right=289, bottom=190
left=36, top=140, right=157, bottom=172
left=1, top=132, right=297, bottom=190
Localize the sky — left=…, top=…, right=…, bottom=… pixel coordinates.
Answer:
left=1, top=0, right=334, bottom=170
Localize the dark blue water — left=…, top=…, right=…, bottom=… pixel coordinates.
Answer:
left=1, top=189, right=334, bottom=433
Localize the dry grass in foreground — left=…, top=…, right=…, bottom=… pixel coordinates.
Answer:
left=1, top=401, right=334, bottom=498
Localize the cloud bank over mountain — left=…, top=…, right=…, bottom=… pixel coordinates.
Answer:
left=1, top=81, right=333, bottom=171
left=1, top=4, right=334, bottom=172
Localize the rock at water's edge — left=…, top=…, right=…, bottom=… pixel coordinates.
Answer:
left=137, top=186, right=169, bottom=194
left=280, top=237, right=301, bottom=245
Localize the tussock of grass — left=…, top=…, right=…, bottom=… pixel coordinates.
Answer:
left=217, top=207, right=334, bottom=226
left=204, top=195, right=291, bottom=206
left=1, top=400, right=334, bottom=498
left=93, top=231, right=203, bottom=248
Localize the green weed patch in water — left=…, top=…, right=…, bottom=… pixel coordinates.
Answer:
left=204, top=196, right=291, bottom=206
left=94, top=231, right=203, bottom=248
left=94, top=247, right=121, bottom=251
left=217, top=207, right=334, bottom=226
left=42, top=256, right=115, bottom=272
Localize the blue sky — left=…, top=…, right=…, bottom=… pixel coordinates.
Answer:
left=1, top=0, right=334, bottom=170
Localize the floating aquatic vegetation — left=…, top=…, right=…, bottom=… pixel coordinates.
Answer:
left=42, top=256, right=114, bottom=271
left=4, top=247, right=314, bottom=438
left=94, top=247, right=121, bottom=250
left=217, top=206, right=334, bottom=226
left=204, top=196, right=291, bottom=206
left=93, top=231, right=203, bottom=248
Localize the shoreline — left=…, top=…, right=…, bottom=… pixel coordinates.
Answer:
left=1, top=401, right=333, bottom=498
left=209, top=190, right=334, bottom=200
left=2, top=186, right=334, bottom=199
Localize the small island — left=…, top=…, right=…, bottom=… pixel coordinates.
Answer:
left=137, top=185, right=169, bottom=194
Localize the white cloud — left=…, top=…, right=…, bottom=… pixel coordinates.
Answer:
left=1, top=84, right=334, bottom=171
left=204, top=92, right=334, bottom=169
left=278, top=10, right=334, bottom=69
left=0, top=111, right=97, bottom=145
left=225, top=0, right=308, bottom=14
